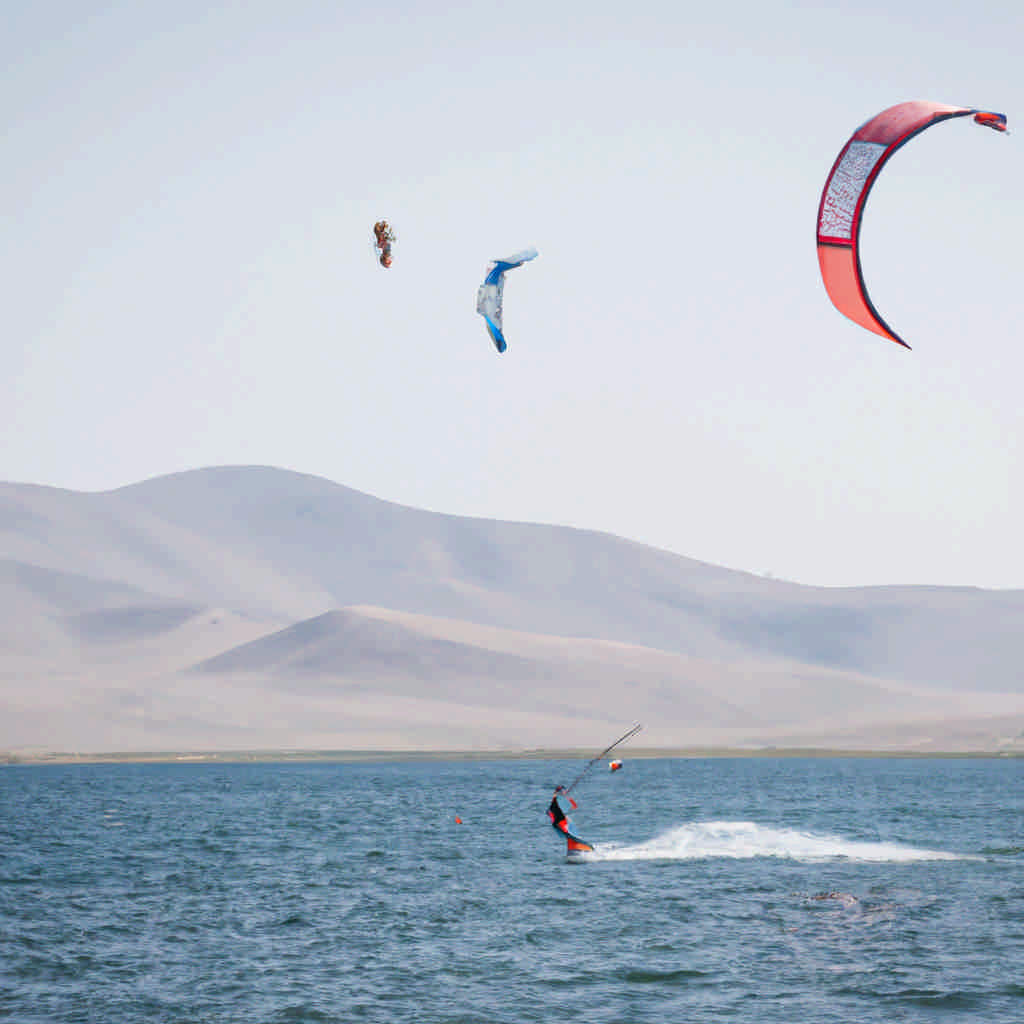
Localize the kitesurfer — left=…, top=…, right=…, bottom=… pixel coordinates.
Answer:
left=547, top=785, right=594, bottom=855
left=543, top=727, right=640, bottom=858
left=547, top=785, right=569, bottom=833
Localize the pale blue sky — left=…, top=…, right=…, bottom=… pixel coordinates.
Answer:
left=3, top=1, right=1022, bottom=588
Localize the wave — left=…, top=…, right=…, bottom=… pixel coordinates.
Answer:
left=584, top=820, right=969, bottom=863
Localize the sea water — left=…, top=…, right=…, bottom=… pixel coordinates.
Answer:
left=1, top=757, right=1022, bottom=1022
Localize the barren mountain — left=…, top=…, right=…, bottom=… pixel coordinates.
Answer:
left=2, top=466, right=1021, bottom=755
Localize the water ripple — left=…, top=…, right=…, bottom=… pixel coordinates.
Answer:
left=2, top=757, right=1022, bottom=1023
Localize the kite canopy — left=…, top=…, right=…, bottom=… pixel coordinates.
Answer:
left=475, top=248, right=538, bottom=353
left=816, top=101, right=1007, bottom=349
left=373, top=220, right=395, bottom=268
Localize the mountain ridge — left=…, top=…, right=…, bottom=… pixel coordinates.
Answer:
left=1, top=465, right=1021, bottom=754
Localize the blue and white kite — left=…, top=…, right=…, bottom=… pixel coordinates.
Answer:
left=475, top=248, right=538, bottom=353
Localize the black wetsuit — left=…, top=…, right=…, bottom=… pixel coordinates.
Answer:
left=548, top=795, right=567, bottom=829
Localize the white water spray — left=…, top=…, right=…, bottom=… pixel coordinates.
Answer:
left=584, top=821, right=970, bottom=863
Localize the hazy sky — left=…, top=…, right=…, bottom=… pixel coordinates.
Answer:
left=3, top=1, right=1022, bottom=589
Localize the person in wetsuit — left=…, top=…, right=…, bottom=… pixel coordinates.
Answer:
left=547, top=785, right=570, bottom=834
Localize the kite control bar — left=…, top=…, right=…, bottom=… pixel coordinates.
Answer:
left=563, top=723, right=643, bottom=796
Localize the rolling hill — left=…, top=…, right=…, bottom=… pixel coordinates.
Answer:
left=2, top=466, right=1021, bottom=755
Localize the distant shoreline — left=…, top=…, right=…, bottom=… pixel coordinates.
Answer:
left=4, top=747, right=1022, bottom=766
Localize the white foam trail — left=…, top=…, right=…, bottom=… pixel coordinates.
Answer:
left=586, top=821, right=969, bottom=863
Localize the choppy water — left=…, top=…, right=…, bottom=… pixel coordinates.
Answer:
left=2, top=756, right=1022, bottom=1022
